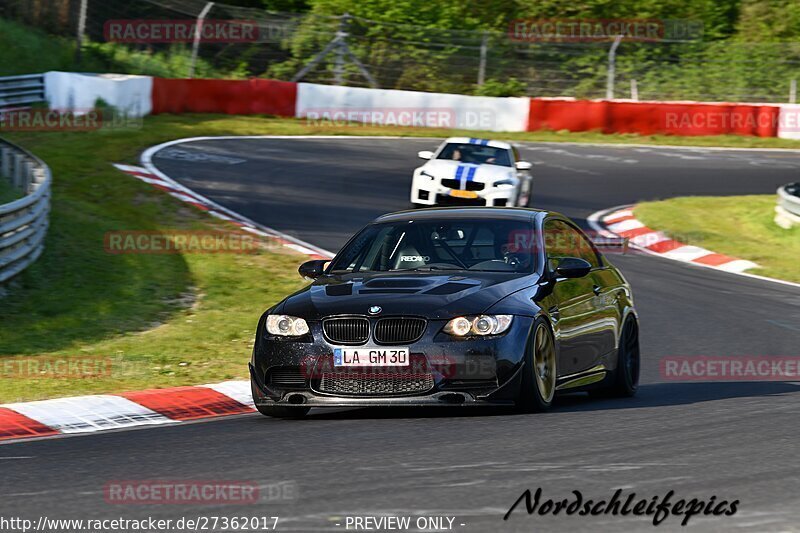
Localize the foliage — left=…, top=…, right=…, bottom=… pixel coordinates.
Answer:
left=474, top=78, right=527, bottom=97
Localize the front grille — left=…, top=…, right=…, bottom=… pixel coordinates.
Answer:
left=374, top=317, right=426, bottom=344
left=441, top=178, right=485, bottom=191
left=268, top=366, right=307, bottom=387
left=323, top=317, right=370, bottom=345
left=435, top=194, right=486, bottom=206
left=319, top=372, right=434, bottom=395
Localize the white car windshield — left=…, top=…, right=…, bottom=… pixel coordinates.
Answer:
left=436, top=143, right=512, bottom=167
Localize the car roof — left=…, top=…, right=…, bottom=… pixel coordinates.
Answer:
left=373, top=206, right=548, bottom=224
left=443, top=137, right=512, bottom=150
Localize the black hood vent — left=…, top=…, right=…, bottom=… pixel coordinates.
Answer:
left=424, top=282, right=475, bottom=295
left=325, top=284, right=353, bottom=296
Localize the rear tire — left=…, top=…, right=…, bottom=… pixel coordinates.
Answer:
left=516, top=319, right=557, bottom=412
left=592, top=316, right=640, bottom=398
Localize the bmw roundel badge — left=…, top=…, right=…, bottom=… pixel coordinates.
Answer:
left=368, top=306, right=382, bottom=315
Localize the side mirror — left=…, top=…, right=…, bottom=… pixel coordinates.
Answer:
left=298, top=259, right=328, bottom=280
left=554, top=257, right=592, bottom=279
left=515, top=161, right=532, bottom=171
left=418, top=150, right=434, bottom=160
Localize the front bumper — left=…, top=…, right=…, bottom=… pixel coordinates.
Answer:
left=411, top=176, right=517, bottom=207
left=251, top=316, right=533, bottom=407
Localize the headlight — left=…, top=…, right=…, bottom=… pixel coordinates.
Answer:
left=266, top=315, right=309, bottom=336
left=443, top=315, right=513, bottom=336
left=492, top=179, right=515, bottom=187
left=421, top=170, right=436, bottom=179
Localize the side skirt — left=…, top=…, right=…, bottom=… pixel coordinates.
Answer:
left=556, top=365, right=607, bottom=391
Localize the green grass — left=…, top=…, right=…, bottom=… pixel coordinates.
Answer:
left=0, top=18, right=242, bottom=78
left=0, top=177, right=21, bottom=203
left=0, top=116, right=316, bottom=402
left=3, top=114, right=800, bottom=403
left=635, top=196, right=800, bottom=283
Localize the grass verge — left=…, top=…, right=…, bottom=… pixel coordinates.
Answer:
left=635, top=196, right=800, bottom=283
left=0, top=177, right=21, bottom=204
left=2, top=114, right=800, bottom=403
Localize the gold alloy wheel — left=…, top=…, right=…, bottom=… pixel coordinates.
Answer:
left=534, top=323, right=556, bottom=403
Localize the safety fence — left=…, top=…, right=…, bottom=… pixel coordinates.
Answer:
left=0, top=137, right=51, bottom=285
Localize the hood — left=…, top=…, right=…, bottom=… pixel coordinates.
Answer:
left=421, top=160, right=515, bottom=183
left=278, top=271, right=538, bottom=321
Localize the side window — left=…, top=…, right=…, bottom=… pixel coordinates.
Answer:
left=543, top=220, right=601, bottom=269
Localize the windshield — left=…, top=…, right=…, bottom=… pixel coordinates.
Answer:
left=328, top=219, right=537, bottom=273
left=436, top=143, right=512, bottom=167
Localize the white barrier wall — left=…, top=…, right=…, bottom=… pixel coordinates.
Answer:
left=297, top=83, right=529, bottom=132
left=778, top=104, right=800, bottom=139
left=45, top=72, right=153, bottom=117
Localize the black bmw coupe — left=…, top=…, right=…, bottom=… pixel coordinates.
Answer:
left=250, top=207, right=639, bottom=418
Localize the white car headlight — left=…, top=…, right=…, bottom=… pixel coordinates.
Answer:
left=266, top=315, right=310, bottom=336
left=443, top=315, right=513, bottom=336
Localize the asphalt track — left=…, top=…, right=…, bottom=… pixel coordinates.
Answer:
left=3, top=138, right=800, bottom=532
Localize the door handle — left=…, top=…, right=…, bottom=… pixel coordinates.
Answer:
left=592, top=285, right=602, bottom=295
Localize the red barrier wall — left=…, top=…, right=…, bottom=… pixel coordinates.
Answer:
left=528, top=98, right=780, bottom=137
left=151, top=78, right=297, bottom=116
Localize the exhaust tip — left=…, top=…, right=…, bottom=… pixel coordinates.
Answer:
left=287, top=394, right=306, bottom=405
left=440, top=393, right=466, bottom=404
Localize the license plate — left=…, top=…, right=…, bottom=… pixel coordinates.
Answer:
left=449, top=189, right=479, bottom=199
left=333, top=347, right=409, bottom=367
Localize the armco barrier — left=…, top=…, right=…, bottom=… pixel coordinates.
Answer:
left=775, top=183, right=800, bottom=229
left=0, top=74, right=46, bottom=112
left=528, top=98, right=780, bottom=137
left=151, top=78, right=297, bottom=116
left=0, top=137, right=51, bottom=285
left=42, top=70, right=793, bottom=138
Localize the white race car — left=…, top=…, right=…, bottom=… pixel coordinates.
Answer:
left=410, top=137, right=533, bottom=208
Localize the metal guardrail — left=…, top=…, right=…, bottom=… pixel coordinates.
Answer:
left=0, top=137, right=51, bottom=285
left=0, top=74, right=46, bottom=112
left=777, top=183, right=800, bottom=218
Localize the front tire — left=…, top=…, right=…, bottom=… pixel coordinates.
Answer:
left=517, top=319, right=557, bottom=412
left=517, top=182, right=531, bottom=207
